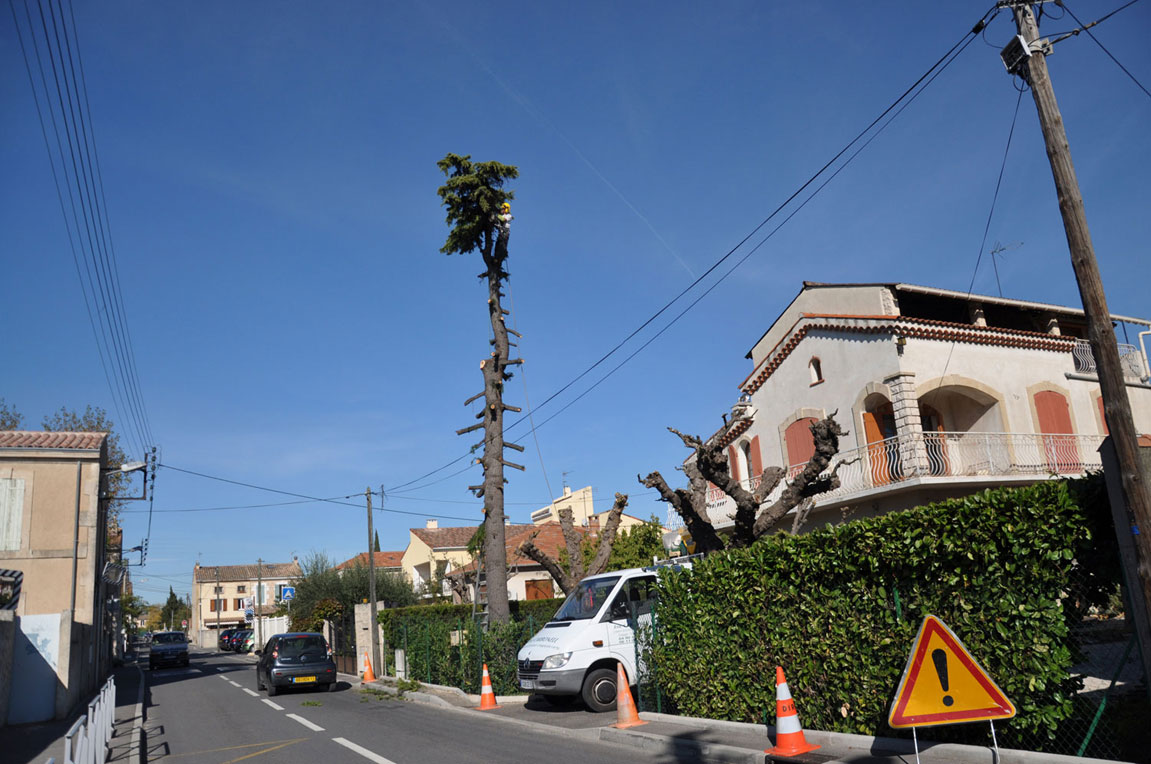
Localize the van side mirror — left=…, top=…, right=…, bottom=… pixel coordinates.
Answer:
left=610, top=601, right=628, bottom=621
left=254, top=649, right=262, bottom=656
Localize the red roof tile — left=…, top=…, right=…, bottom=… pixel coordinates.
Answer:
left=0, top=431, right=107, bottom=450
left=193, top=561, right=302, bottom=583
left=335, top=551, right=404, bottom=570
left=451, top=522, right=587, bottom=576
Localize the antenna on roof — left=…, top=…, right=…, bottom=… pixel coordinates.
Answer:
left=989, top=241, right=1023, bottom=298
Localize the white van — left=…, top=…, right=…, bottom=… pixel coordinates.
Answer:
left=516, top=559, right=692, bottom=711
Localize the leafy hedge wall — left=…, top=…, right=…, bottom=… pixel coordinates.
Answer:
left=652, top=477, right=1115, bottom=745
left=377, top=598, right=564, bottom=694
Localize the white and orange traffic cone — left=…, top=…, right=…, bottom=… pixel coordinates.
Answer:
left=612, top=662, right=646, bottom=729
left=766, top=666, right=820, bottom=757
left=476, top=663, right=500, bottom=710
left=362, top=651, right=376, bottom=682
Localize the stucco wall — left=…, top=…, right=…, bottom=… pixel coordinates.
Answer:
left=0, top=455, right=102, bottom=625
left=748, top=285, right=894, bottom=367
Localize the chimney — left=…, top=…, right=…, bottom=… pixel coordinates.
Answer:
left=426, top=519, right=438, bottom=529
left=563, top=486, right=572, bottom=497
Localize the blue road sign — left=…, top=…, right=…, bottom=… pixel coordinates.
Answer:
left=281, top=586, right=295, bottom=601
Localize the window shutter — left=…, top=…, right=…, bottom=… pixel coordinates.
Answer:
left=0, top=478, right=24, bottom=551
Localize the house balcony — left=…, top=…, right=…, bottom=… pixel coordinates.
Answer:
left=1072, top=340, right=1148, bottom=382
left=667, top=431, right=1105, bottom=531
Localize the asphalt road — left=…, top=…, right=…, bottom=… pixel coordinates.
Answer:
left=141, top=646, right=675, bottom=764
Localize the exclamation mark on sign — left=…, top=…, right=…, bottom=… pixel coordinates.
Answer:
left=932, top=648, right=953, bottom=707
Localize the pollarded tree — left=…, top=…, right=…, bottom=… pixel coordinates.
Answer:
left=640, top=413, right=848, bottom=553
left=517, top=493, right=628, bottom=595
left=436, top=153, right=520, bottom=625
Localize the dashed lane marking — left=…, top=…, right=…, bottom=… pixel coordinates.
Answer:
left=243, top=688, right=259, bottom=697
left=285, top=713, right=324, bottom=732
left=261, top=699, right=284, bottom=711
left=332, top=737, right=399, bottom=764
left=229, top=680, right=242, bottom=687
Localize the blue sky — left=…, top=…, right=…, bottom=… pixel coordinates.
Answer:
left=3, top=1, right=1148, bottom=604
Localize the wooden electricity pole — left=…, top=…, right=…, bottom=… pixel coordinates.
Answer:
left=366, top=487, right=380, bottom=678
left=1008, top=1, right=1151, bottom=666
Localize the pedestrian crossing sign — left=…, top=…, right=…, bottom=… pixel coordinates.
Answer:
left=888, top=615, right=1015, bottom=728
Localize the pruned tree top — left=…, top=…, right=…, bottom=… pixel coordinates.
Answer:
left=436, top=153, right=518, bottom=257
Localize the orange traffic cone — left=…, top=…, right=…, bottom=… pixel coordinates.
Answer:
left=611, top=661, right=646, bottom=729
left=361, top=651, right=376, bottom=682
left=766, top=666, right=820, bottom=757
left=476, top=663, right=500, bottom=710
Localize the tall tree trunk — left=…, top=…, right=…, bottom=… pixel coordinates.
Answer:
left=480, top=222, right=512, bottom=624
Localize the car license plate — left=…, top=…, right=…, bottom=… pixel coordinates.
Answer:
left=520, top=679, right=534, bottom=690
left=293, top=676, right=316, bottom=684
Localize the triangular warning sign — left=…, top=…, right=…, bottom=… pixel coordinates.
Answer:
left=888, top=615, right=1015, bottom=728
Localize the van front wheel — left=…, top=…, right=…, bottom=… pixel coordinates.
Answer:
left=581, top=668, right=617, bottom=713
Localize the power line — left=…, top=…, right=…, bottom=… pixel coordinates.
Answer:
left=389, top=6, right=1000, bottom=493
left=1056, top=0, right=1150, bottom=100
left=9, top=0, right=155, bottom=456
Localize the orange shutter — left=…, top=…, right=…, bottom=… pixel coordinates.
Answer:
left=784, top=418, right=818, bottom=471
left=749, top=436, right=763, bottom=476
left=728, top=445, right=741, bottom=482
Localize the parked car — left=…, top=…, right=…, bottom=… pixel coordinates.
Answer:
left=218, top=628, right=238, bottom=650
left=240, top=631, right=256, bottom=653
left=255, top=633, right=337, bottom=696
left=516, top=557, right=694, bottom=711
left=226, top=629, right=249, bottom=651
left=149, top=631, right=190, bottom=670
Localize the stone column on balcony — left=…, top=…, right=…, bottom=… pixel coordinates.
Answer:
left=884, top=371, right=930, bottom=476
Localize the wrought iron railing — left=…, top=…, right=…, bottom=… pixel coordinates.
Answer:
left=1072, top=340, right=1147, bottom=381
left=666, top=431, right=1105, bottom=530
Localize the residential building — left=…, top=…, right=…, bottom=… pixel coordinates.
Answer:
left=530, top=485, right=597, bottom=524
left=679, top=282, right=1151, bottom=534
left=400, top=520, right=523, bottom=598
left=335, top=551, right=404, bottom=576
left=0, top=431, right=116, bottom=723
left=190, top=559, right=301, bottom=647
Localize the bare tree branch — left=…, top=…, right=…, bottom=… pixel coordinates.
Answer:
left=585, top=493, right=627, bottom=577
left=518, top=535, right=578, bottom=594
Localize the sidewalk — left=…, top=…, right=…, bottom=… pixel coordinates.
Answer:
left=0, top=658, right=143, bottom=764
left=361, top=674, right=1131, bottom=764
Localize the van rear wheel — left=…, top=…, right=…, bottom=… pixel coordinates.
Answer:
left=581, top=668, right=617, bottom=713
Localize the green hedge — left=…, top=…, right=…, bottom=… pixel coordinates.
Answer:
left=377, top=598, right=564, bottom=694
left=651, top=477, right=1116, bottom=746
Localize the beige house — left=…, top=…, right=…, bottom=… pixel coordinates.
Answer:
left=400, top=521, right=503, bottom=598
left=0, top=431, right=116, bottom=723
left=335, top=551, right=404, bottom=576
left=679, top=281, right=1151, bottom=535
left=191, top=560, right=301, bottom=647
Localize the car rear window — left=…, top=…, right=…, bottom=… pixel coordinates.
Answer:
left=153, top=633, right=184, bottom=644
left=278, top=636, right=326, bottom=656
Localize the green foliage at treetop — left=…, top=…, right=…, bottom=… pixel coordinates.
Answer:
left=649, top=477, right=1118, bottom=750
left=560, top=514, right=669, bottom=574
left=435, top=153, right=518, bottom=256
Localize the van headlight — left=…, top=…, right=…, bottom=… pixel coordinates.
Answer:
left=542, top=652, right=572, bottom=669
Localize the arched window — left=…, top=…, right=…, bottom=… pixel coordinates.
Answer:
left=809, top=357, right=823, bottom=385
left=784, top=418, right=819, bottom=475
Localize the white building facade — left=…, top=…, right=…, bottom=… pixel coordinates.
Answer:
left=679, top=282, right=1151, bottom=532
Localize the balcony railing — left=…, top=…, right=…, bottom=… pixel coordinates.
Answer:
left=667, top=431, right=1105, bottom=530
left=1072, top=340, right=1148, bottom=381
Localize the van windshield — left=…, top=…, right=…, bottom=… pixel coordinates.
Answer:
left=551, top=576, right=621, bottom=621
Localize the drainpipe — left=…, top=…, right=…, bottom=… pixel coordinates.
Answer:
left=1139, top=331, right=1151, bottom=382
left=70, top=460, right=81, bottom=613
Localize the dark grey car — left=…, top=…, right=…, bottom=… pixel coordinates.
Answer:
left=149, top=631, right=189, bottom=669
left=255, top=632, right=337, bottom=696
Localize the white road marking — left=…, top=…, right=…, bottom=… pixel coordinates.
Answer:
left=243, top=688, right=259, bottom=697
left=332, top=737, right=398, bottom=764
left=228, top=681, right=241, bottom=687
left=261, top=699, right=284, bottom=711
left=286, top=713, right=324, bottom=732
left=219, top=675, right=231, bottom=680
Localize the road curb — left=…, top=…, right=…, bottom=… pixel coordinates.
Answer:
left=599, top=725, right=762, bottom=764
left=129, top=663, right=145, bottom=764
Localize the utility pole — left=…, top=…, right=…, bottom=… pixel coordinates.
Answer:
left=366, top=487, right=380, bottom=679
left=1006, top=1, right=1151, bottom=680
left=256, top=558, right=263, bottom=650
